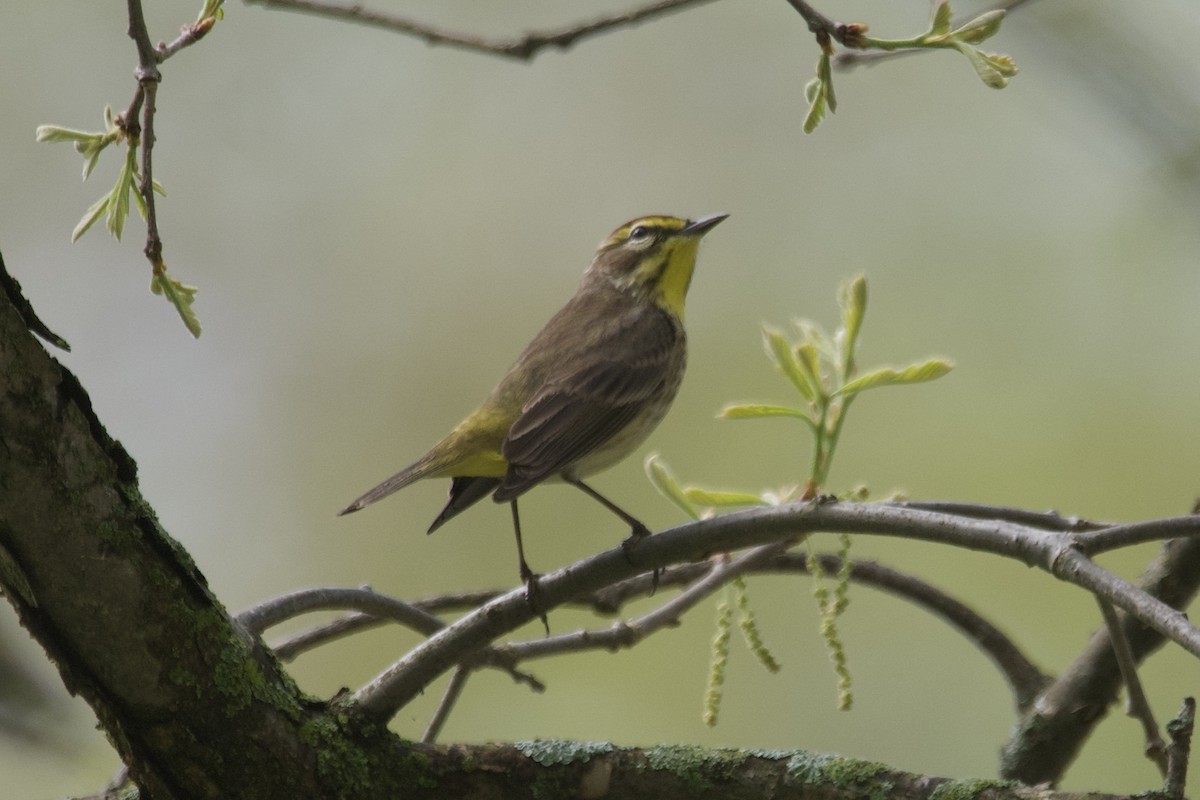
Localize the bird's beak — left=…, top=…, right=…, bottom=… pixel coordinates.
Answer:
left=681, top=212, right=729, bottom=237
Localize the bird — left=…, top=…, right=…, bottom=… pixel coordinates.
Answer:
left=340, top=212, right=727, bottom=592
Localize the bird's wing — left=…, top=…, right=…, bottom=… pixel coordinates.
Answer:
left=494, top=306, right=681, bottom=501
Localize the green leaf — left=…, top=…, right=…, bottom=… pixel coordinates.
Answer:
left=763, top=326, right=817, bottom=401
left=199, top=0, right=225, bottom=22
left=71, top=194, right=110, bottom=243
left=82, top=148, right=103, bottom=181
left=38, top=107, right=124, bottom=181
left=838, top=275, right=868, bottom=355
left=953, top=42, right=1012, bottom=89
left=803, top=78, right=827, bottom=134
left=819, top=50, right=837, bottom=113
left=150, top=271, right=203, bottom=338
left=644, top=454, right=700, bottom=520
left=929, top=0, right=952, bottom=36
left=719, top=403, right=815, bottom=428
left=834, top=359, right=954, bottom=397
left=794, top=319, right=834, bottom=362
left=683, top=488, right=769, bottom=508
left=106, top=147, right=139, bottom=239
left=952, top=9, right=1005, bottom=45
left=794, top=342, right=823, bottom=392
left=981, top=51, right=1019, bottom=78
left=35, top=124, right=96, bottom=145
left=803, top=53, right=836, bottom=134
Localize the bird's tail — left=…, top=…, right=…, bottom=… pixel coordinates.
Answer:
left=338, top=451, right=447, bottom=516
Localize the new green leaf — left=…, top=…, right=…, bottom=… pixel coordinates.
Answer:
left=644, top=454, right=700, bottom=520
left=684, top=488, right=768, bottom=508
left=150, top=271, right=202, bottom=338
left=834, top=358, right=954, bottom=397
left=929, top=0, right=952, bottom=36
left=720, top=403, right=816, bottom=429
left=803, top=53, right=836, bottom=134
left=763, top=326, right=817, bottom=401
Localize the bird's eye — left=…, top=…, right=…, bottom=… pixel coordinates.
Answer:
left=629, top=225, right=651, bottom=241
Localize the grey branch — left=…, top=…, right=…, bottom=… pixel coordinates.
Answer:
left=348, top=500, right=1200, bottom=722
left=1096, top=598, right=1168, bottom=775
left=246, top=0, right=722, bottom=61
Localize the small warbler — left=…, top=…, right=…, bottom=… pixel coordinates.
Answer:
left=340, top=213, right=727, bottom=588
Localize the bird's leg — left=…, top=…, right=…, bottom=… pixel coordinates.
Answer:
left=510, top=499, right=548, bottom=634
left=567, top=477, right=651, bottom=538
left=566, top=477, right=659, bottom=592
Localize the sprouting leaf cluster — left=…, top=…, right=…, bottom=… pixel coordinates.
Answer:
left=648, top=274, right=954, bottom=509
left=34, top=0, right=224, bottom=338
left=647, top=275, right=953, bottom=716
left=35, top=107, right=165, bottom=243
left=804, top=0, right=1018, bottom=133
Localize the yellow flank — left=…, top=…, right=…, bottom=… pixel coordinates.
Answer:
left=433, top=450, right=508, bottom=478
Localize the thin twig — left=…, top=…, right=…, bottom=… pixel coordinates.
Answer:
left=236, top=587, right=546, bottom=693
left=834, top=0, right=1044, bottom=70
left=1096, top=598, right=1168, bottom=776
left=271, top=611, right=387, bottom=661
left=124, top=0, right=165, bottom=275
left=137, top=77, right=163, bottom=272
left=508, top=544, right=794, bottom=664
left=781, top=0, right=837, bottom=37
left=246, top=0, right=721, bottom=61
left=238, top=586, right=444, bottom=637
left=124, top=0, right=159, bottom=69
left=1075, top=516, right=1200, bottom=555
left=422, top=666, right=472, bottom=744
left=781, top=0, right=868, bottom=49
left=155, top=17, right=218, bottom=61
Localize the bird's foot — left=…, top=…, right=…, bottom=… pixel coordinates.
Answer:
left=521, top=569, right=549, bottom=635
left=621, top=525, right=660, bottom=595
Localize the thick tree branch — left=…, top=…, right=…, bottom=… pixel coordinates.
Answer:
left=0, top=253, right=325, bottom=796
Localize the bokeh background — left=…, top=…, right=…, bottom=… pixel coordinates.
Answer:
left=2, top=0, right=1199, bottom=795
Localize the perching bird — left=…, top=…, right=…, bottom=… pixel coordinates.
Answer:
left=340, top=213, right=727, bottom=587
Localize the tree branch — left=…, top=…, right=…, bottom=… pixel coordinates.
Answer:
left=245, top=0, right=722, bottom=61
left=1000, top=536, right=1200, bottom=785
left=1165, top=698, right=1196, bottom=800
left=348, top=499, right=1200, bottom=722
left=1096, top=598, right=1168, bottom=775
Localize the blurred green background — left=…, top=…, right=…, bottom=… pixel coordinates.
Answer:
left=2, top=0, right=1199, bottom=795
